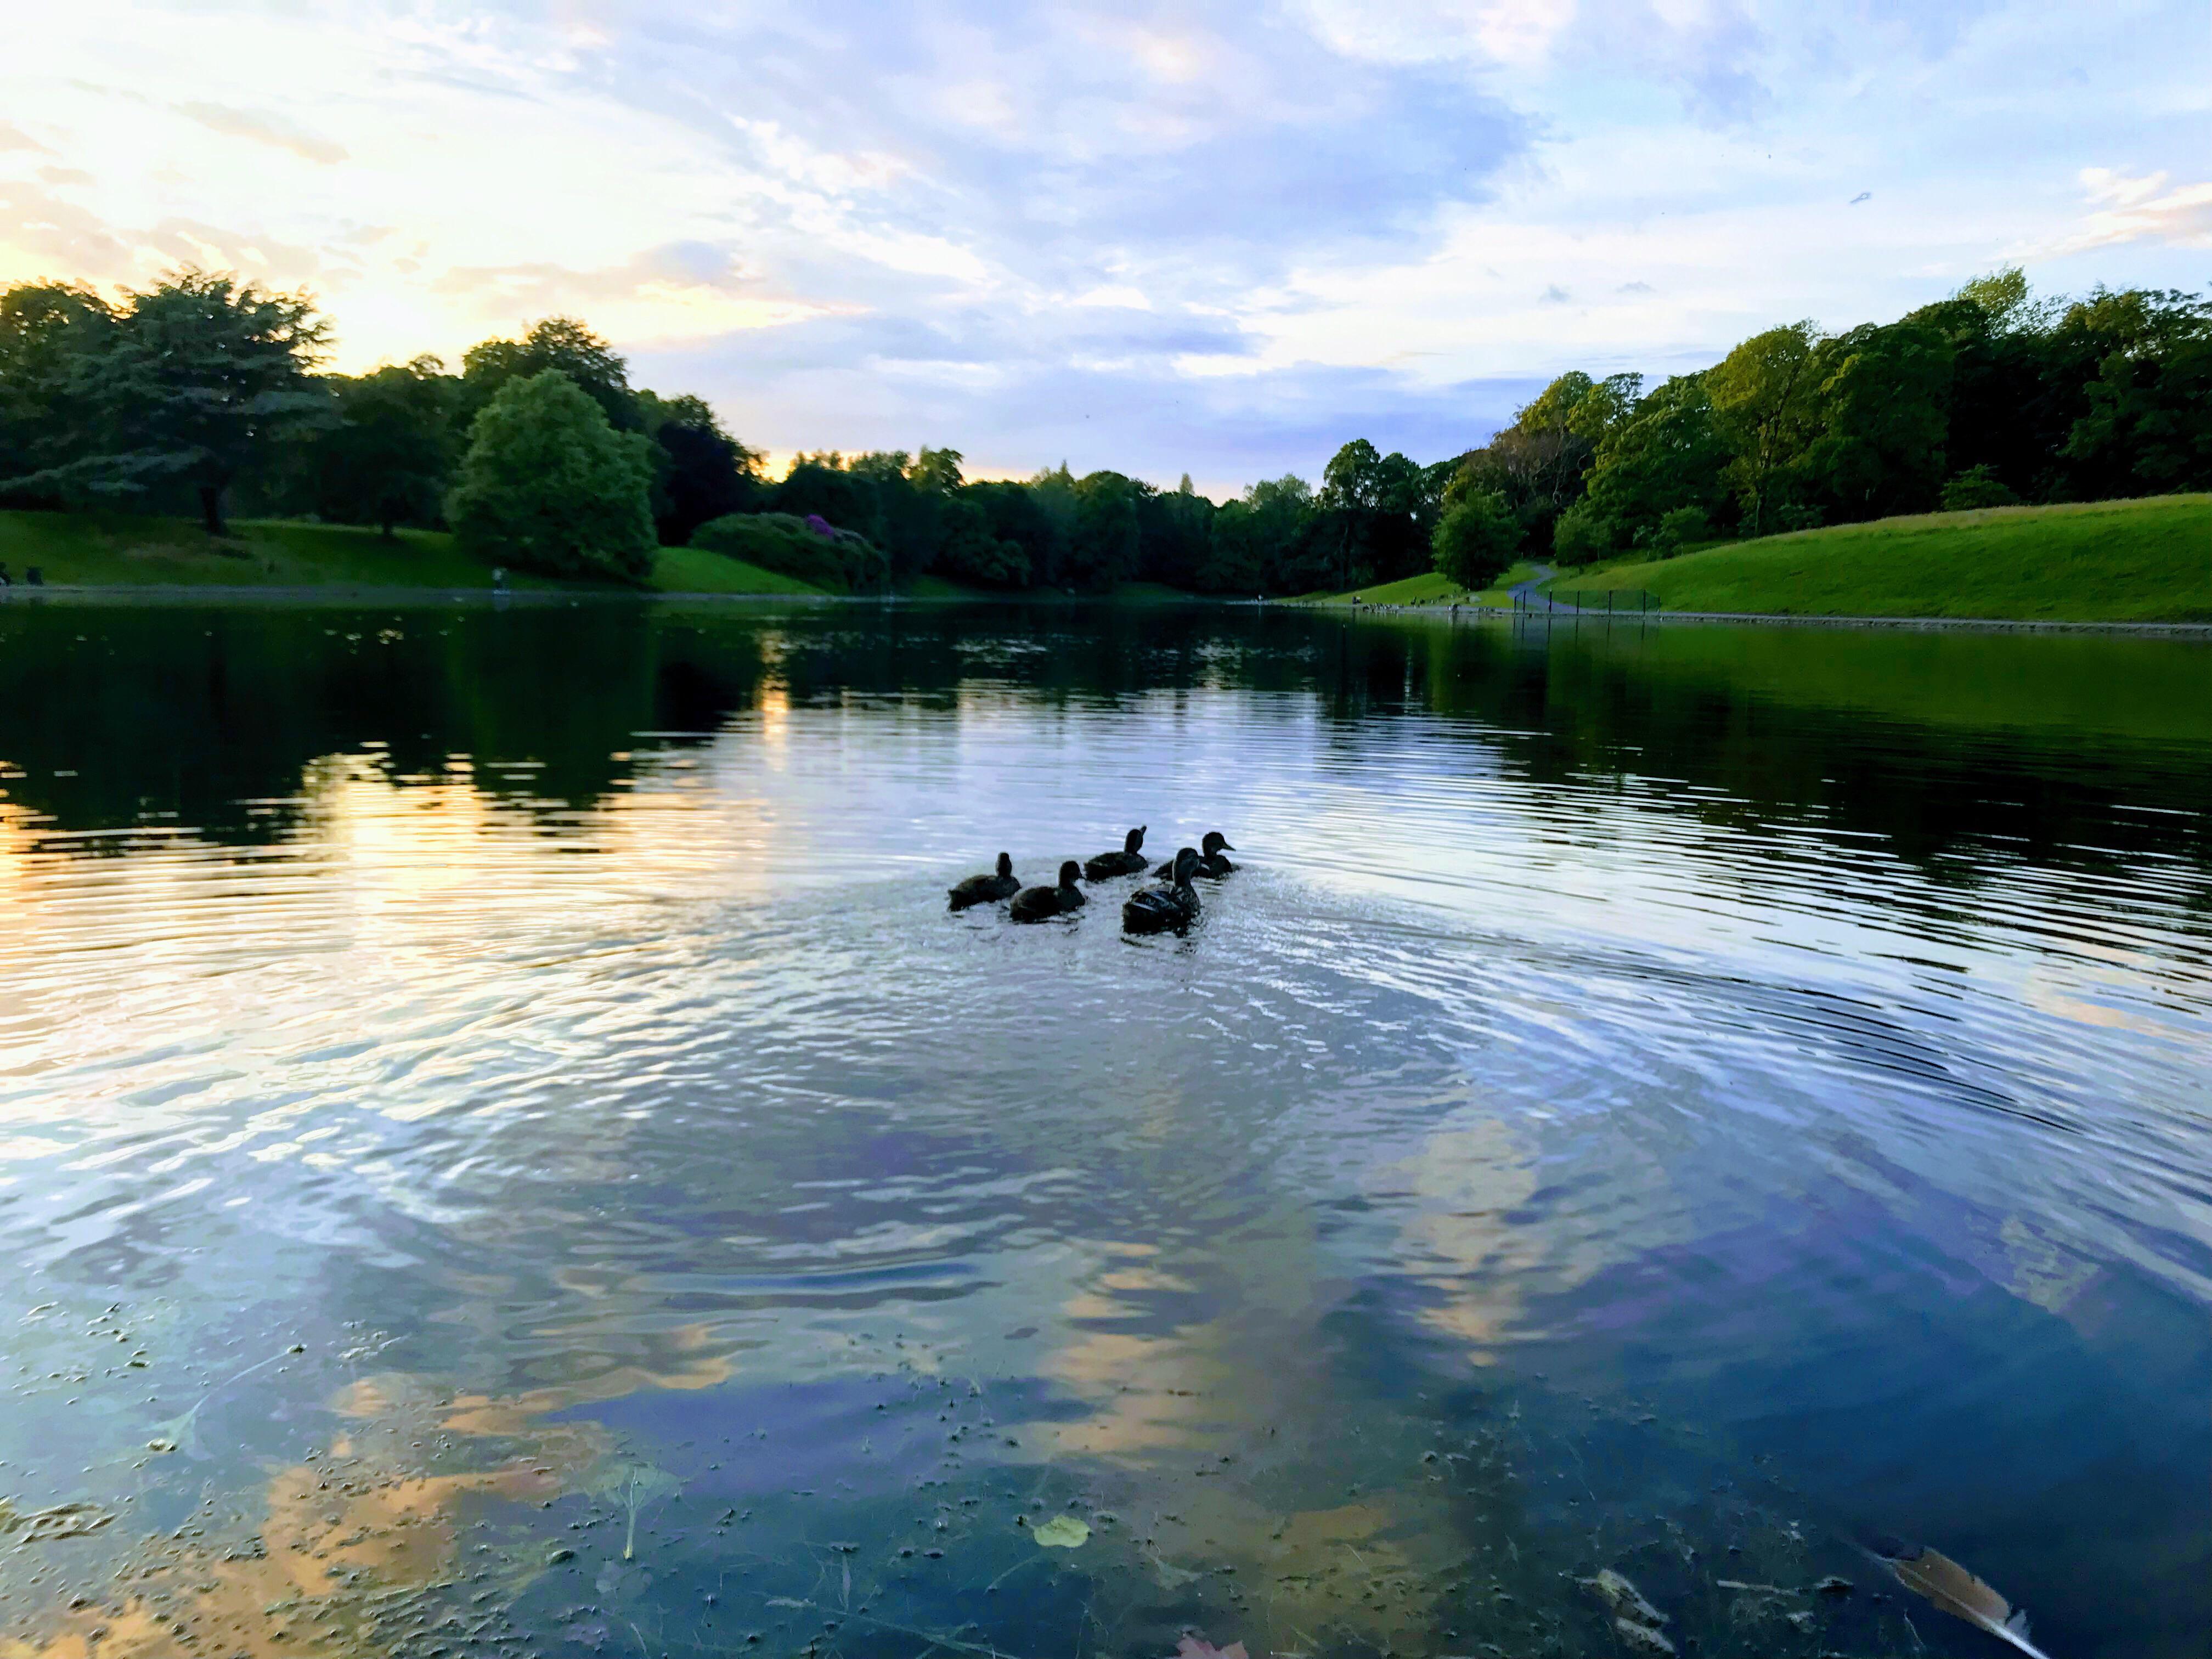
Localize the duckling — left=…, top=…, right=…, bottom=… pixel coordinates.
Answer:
left=947, top=852, right=1020, bottom=911
left=1083, top=826, right=1149, bottom=881
left=1155, top=830, right=1235, bottom=878
left=1010, top=860, right=1086, bottom=923
left=1122, top=847, right=1201, bottom=934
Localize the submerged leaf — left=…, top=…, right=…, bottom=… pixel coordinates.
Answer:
left=1174, top=1638, right=1250, bottom=1659
left=1032, top=1515, right=1090, bottom=1549
left=583, top=1461, right=684, bottom=1561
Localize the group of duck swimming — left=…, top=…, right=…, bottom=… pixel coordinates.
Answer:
left=947, top=826, right=1236, bottom=934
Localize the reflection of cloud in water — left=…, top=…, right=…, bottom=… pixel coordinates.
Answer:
left=0, top=1446, right=562, bottom=1659
left=1035, top=1230, right=1469, bottom=1653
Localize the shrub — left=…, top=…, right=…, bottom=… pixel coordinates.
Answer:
left=1651, top=505, right=1711, bottom=554
left=1551, top=498, right=1618, bottom=565
left=1940, top=464, right=2021, bottom=511
left=446, top=370, right=656, bottom=582
left=691, top=512, right=889, bottom=593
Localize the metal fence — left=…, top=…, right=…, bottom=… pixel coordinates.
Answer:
left=1513, top=589, right=1660, bottom=615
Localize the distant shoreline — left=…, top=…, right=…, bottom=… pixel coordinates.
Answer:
left=1314, top=599, right=2212, bottom=638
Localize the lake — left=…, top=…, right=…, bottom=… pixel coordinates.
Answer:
left=0, top=596, right=2207, bottom=1659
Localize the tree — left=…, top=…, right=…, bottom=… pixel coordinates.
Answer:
left=461, top=317, right=639, bottom=432
left=1066, top=471, right=1142, bottom=588
left=2058, top=289, right=2212, bottom=496
left=0, top=282, right=117, bottom=504
left=637, top=391, right=759, bottom=545
left=1317, top=439, right=1430, bottom=587
left=1797, top=319, right=1955, bottom=520
left=445, top=369, right=657, bottom=582
left=1708, top=322, right=1821, bottom=538
left=302, top=356, right=453, bottom=535
left=9, top=269, right=331, bottom=534
left=935, top=494, right=1030, bottom=587
left=1939, top=465, right=2019, bottom=510
left=1431, top=487, right=1516, bottom=589
left=909, top=445, right=964, bottom=494
left=1564, top=374, right=1733, bottom=557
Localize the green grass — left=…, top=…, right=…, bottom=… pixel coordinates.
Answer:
left=1547, top=495, right=2212, bottom=623
left=1291, top=562, right=1545, bottom=608
left=648, top=544, right=822, bottom=596
left=0, top=510, right=822, bottom=596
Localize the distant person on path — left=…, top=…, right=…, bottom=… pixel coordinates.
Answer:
left=0, top=563, right=12, bottom=587
left=25, top=567, right=43, bottom=586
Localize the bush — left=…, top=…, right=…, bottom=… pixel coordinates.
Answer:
left=1940, top=464, right=2021, bottom=511
left=1431, top=487, right=1518, bottom=589
left=446, top=370, right=656, bottom=581
left=1651, top=505, right=1711, bottom=554
left=691, top=512, right=889, bottom=593
left=1551, top=498, right=1618, bottom=565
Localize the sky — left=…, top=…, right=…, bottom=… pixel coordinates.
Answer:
left=2, top=1, right=2207, bottom=495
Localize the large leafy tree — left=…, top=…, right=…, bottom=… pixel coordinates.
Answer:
left=445, top=369, right=657, bottom=582
left=461, top=317, right=639, bottom=432
left=9, top=270, right=331, bottom=533
left=1797, top=319, right=1955, bottom=521
left=1066, top=470, right=1143, bottom=589
left=1431, top=486, right=1517, bottom=589
left=301, top=355, right=454, bottom=535
left=637, top=390, right=759, bottom=545
left=0, top=282, right=118, bottom=504
left=1555, top=374, right=1733, bottom=561
left=1707, top=322, right=1821, bottom=538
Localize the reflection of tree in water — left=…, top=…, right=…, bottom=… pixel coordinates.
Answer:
left=5, top=602, right=2204, bottom=886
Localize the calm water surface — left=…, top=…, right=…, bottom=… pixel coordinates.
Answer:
left=0, top=599, right=2207, bottom=1659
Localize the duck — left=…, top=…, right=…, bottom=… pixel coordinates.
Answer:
left=1122, top=847, right=1201, bottom=934
left=1083, top=826, right=1149, bottom=881
left=1155, top=830, right=1234, bottom=878
left=947, top=852, right=1020, bottom=911
left=1010, top=861, right=1086, bottom=923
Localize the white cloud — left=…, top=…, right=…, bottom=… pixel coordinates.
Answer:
left=2028, top=168, right=2212, bottom=257
left=0, top=0, right=2204, bottom=489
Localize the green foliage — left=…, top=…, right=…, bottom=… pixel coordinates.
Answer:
left=5, top=269, right=331, bottom=533
left=445, top=370, right=657, bottom=582
left=934, top=494, right=1030, bottom=587
left=299, top=356, right=453, bottom=535
left=8, top=261, right=2212, bottom=601
left=1708, top=323, right=1820, bottom=538
left=1940, top=465, right=2019, bottom=511
left=1577, top=374, right=1734, bottom=555
left=691, top=512, right=889, bottom=593
left=1199, top=474, right=1311, bottom=593
left=0, top=283, right=117, bottom=503
left=1552, top=497, right=1617, bottom=566
left=1796, top=319, right=1955, bottom=520
left=461, top=316, right=639, bottom=432
left=1652, top=505, right=1712, bottom=552
left=1431, top=487, right=1517, bottom=589
left=1068, top=470, right=1142, bottom=588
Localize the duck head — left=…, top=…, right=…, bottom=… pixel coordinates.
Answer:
left=1173, top=847, right=1201, bottom=883
left=1057, top=860, right=1084, bottom=887
left=1201, top=831, right=1235, bottom=855
left=1124, top=826, right=1147, bottom=854
left=995, top=851, right=1014, bottom=878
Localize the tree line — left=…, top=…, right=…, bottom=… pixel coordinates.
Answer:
left=2, top=266, right=2205, bottom=594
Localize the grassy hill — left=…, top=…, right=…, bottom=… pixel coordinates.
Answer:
left=1293, top=563, right=1543, bottom=608
left=0, top=511, right=823, bottom=596
left=1548, top=495, right=2212, bottom=623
